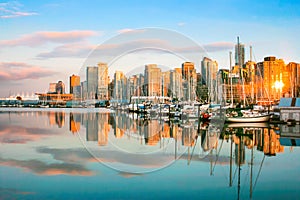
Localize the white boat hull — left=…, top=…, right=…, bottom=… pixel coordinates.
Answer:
left=226, top=122, right=269, bottom=128
left=226, top=114, right=270, bottom=123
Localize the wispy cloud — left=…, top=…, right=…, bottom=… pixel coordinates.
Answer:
left=0, top=124, right=58, bottom=143
left=0, top=30, right=99, bottom=47
left=88, top=39, right=232, bottom=57
left=36, top=42, right=97, bottom=59
left=0, top=1, right=37, bottom=19
left=37, top=147, right=95, bottom=164
left=203, top=42, right=234, bottom=52
left=0, top=62, right=55, bottom=81
left=0, top=157, right=93, bottom=176
left=177, top=22, right=186, bottom=26
left=116, top=28, right=146, bottom=34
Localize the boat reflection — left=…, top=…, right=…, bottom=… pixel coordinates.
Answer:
left=222, top=122, right=285, bottom=199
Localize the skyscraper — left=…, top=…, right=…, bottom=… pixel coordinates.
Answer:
left=182, top=62, right=195, bottom=80
left=56, top=81, right=65, bottom=94
left=69, top=74, right=80, bottom=94
left=257, top=56, right=287, bottom=101
left=144, top=64, right=162, bottom=96
left=129, top=75, right=139, bottom=96
left=182, top=62, right=197, bottom=101
left=235, top=37, right=245, bottom=66
left=97, top=62, right=109, bottom=100
left=162, top=71, right=170, bottom=97
left=170, top=68, right=183, bottom=100
left=81, top=81, right=87, bottom=100
left=201, top=58, right=218, bottom=103
left=287, top=62, right=300, bottom=97
left=86, top=66, right=98, bottom=99
left=113, top=71, right=127, bottom=101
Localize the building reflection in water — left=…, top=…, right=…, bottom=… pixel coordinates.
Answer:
left=223, top=124, right=285, bottom=199
left=70, top=113, right=81, bottom=133
left=49, top=111, right=65, bottom=128
left=65, top=111, right=294, bottom=157
left=225, top=125, right=284, bottom=167
left=3, top=109, right=300, bottom=198
left=84, top=113, right=110, bottom=146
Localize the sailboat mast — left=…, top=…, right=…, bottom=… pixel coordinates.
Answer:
left=230, top=51, right=233, bottom=106
left=250, top=46, right=253, bottom=62
left=250, top=46, right=255, bottom=103
left=250, top=146, right=254, bottom=199
left=237, top=136, right=242, bottom=200
left=229, top=135, right=233, bottom=187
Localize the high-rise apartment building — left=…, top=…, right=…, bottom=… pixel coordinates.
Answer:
left=287, top=62, right=300, bottom=97
left=162, top=71, right=170, bottom=97
left=70, top=74, right=81, bottom=100
left=55, top=81, right=65, bottom=94
left=113, top=71, right=127, bottom=101
left=48, top=81, right=65, bottom=94
left=144, top=64, right=162, bottom=96
left=257, top=56, right=288, bottom=101
left=97, top=62, right=109, bottom=100
left=170, top=68, right=183, bottom=100
left=182, top=62, right=197, bottom=101
left=86, top=66, right=98, bottom=99
left=81, top=81, right=87, bottom=100
left=69, top=74, right=80, bottom=94
left=85, top=62, right=109, bottom=100
left=200, top=58, right=218, bottom=103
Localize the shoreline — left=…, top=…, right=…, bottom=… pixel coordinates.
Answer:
left=0, top=107, right=113, bottom=113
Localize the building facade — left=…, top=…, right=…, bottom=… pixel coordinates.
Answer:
left=235, top=38, right=245, bottom=67
left=113, top=71, right=128, bottom=102
left=182, top=62, right=197, bottom=101
left=257, top=56, right=288, bottom=102
left=69, top=74, right=80, bottom=94
left=97, top=62, right=109, bottom=100
left=86, top=66, right=98, bottom=99
left=201, top=58, right=218, bottom=103
left=170, top=68, right=183, bottom=100
left=144, top=64, right=162, bottom=96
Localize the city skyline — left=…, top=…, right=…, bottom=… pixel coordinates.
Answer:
left=4, top=53, right=300, bottom=105
left=64, top=52, right=299, bottom=106
left=0, top=0, right=300, bottom=97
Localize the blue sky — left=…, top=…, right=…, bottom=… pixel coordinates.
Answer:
left=0, top=0, right=299, bottom=96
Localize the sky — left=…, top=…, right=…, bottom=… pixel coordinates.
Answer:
left=0, top=0, right=299, bottom=97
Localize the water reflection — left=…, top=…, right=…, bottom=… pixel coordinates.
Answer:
left=8, top=111, right=291, bottom=167
left=1, top=109, right=300, bottom=199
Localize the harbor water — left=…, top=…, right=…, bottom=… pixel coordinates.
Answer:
left=0, top=108, right=300, bottom=200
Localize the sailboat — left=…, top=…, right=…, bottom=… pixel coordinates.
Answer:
left=225, top=111, right=270, bottom=123
left=226, top=38, right=271, bottom=123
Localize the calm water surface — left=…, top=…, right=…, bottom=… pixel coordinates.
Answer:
left=0, top=108, right=300, bottom=200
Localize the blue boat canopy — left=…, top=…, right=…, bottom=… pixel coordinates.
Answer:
left=278, top=98, right=300, bottom=107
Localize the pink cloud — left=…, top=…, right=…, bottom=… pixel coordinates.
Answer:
left=0, top=124, right=59, bottom=144
left=0, top=157, right=93, bottom=176
left=0, top=30, right=98, bottom=47
left=203, top=42, right=234, bottom=52
left=0, top=1, right=37, bottom=19
left=90, top=39, right=232, bottom=57
left=0, top=62, right=56, bottom=81
left=116, top=28, right=146, bottom=34
left=37, top=42, right=98, bottom=59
